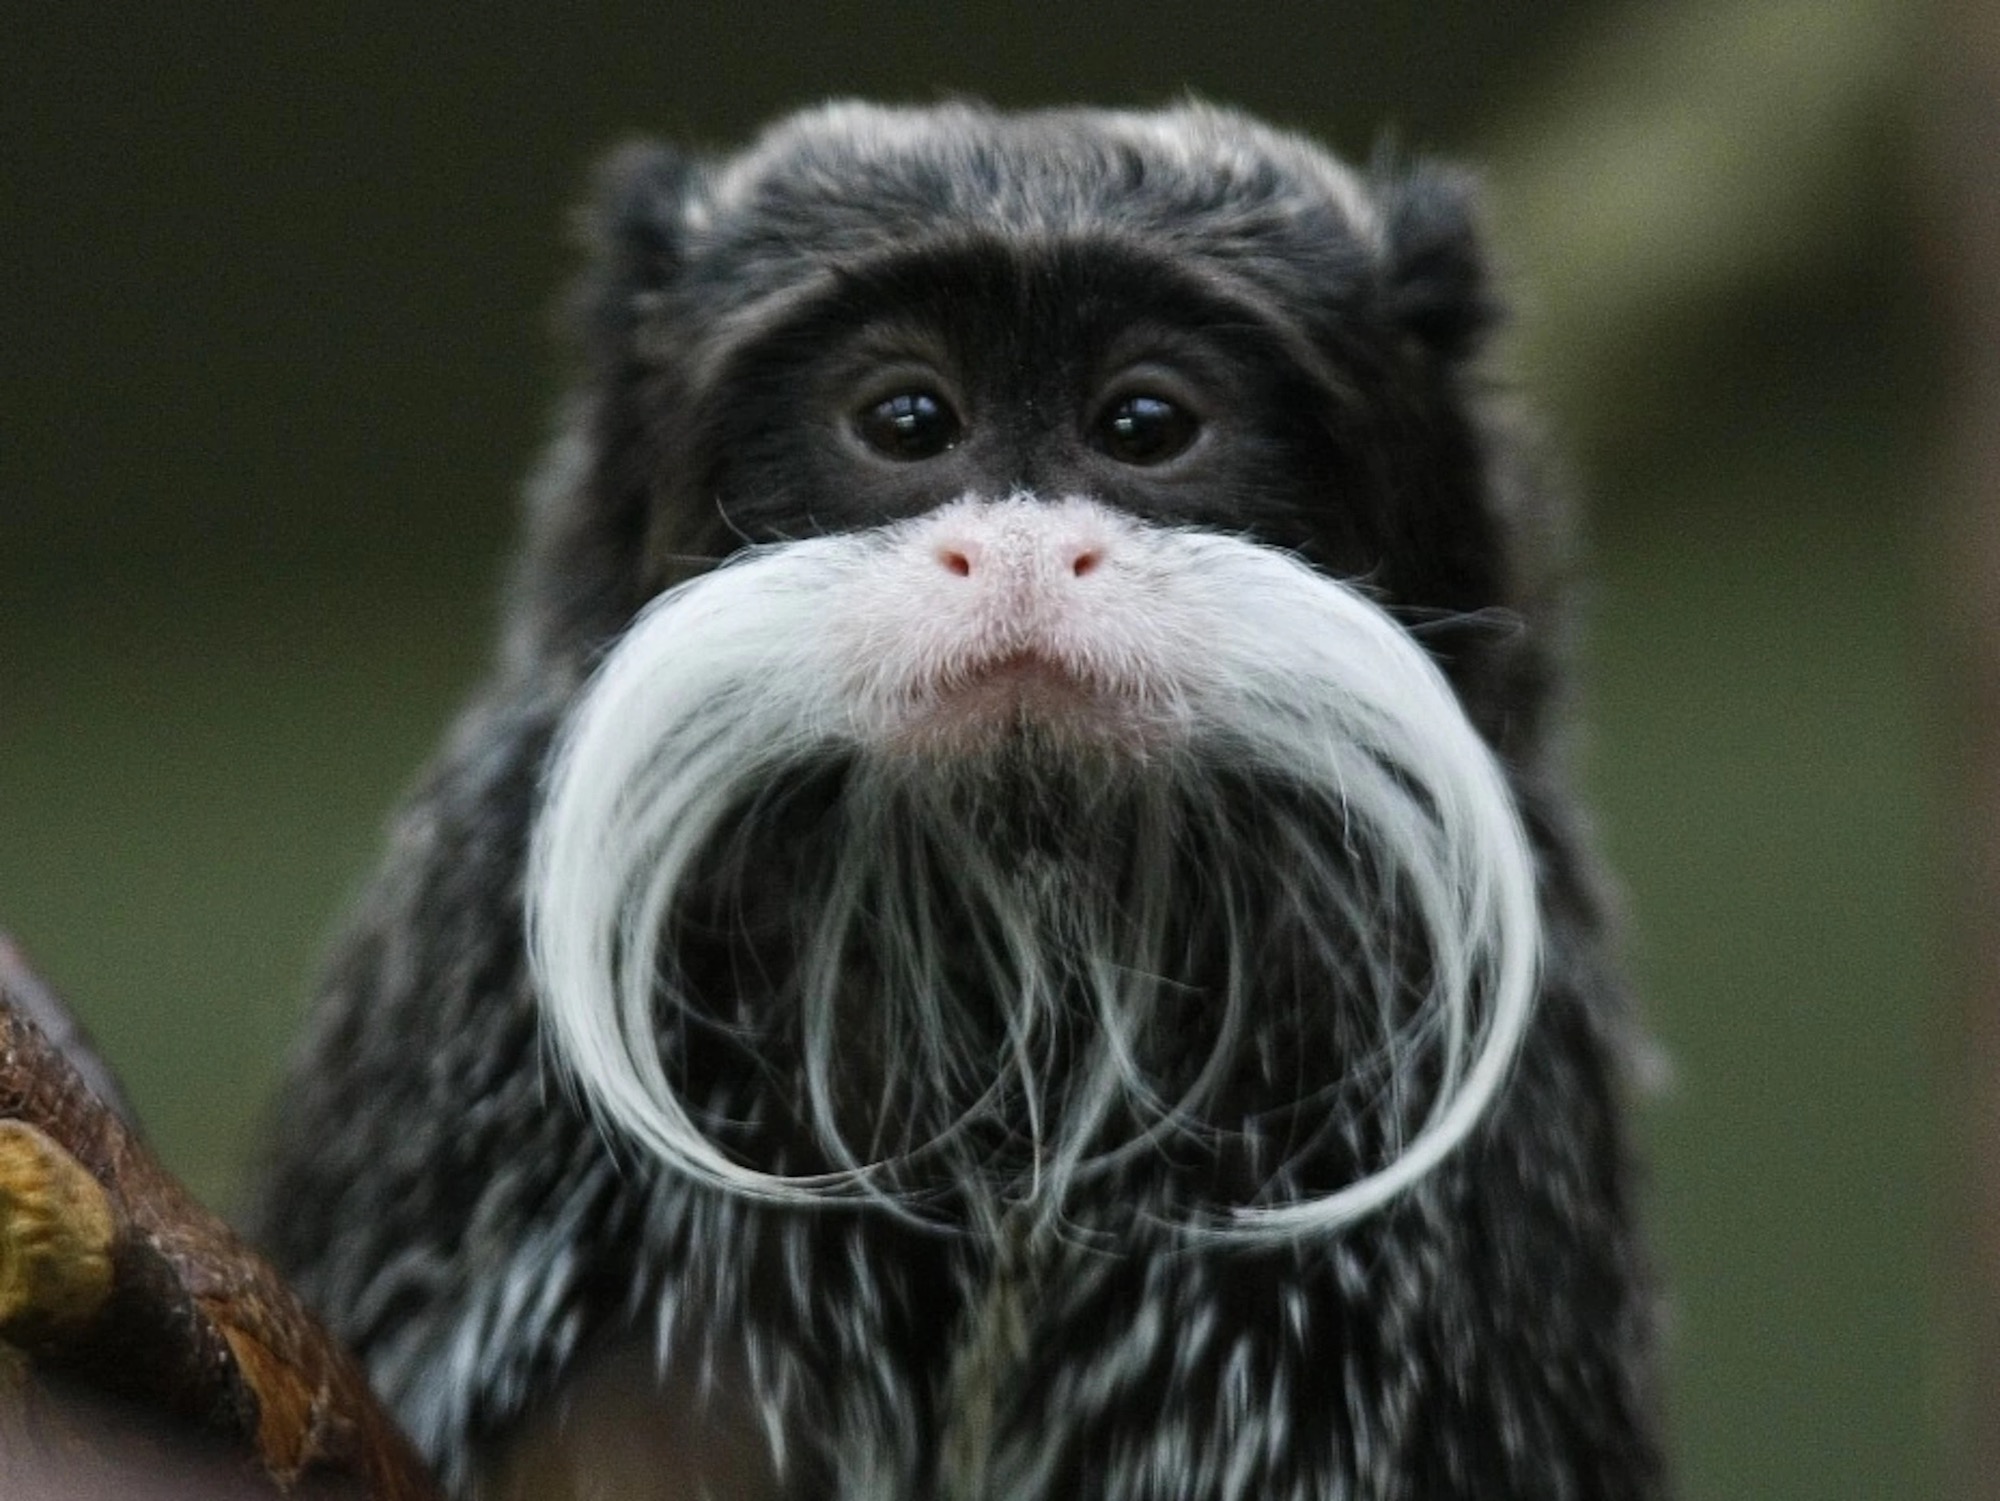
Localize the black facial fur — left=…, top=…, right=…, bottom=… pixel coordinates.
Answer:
left=250, top=102, right=1663, bottom=1500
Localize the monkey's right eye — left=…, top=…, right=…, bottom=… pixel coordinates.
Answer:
left=854, top=390, right=963, bottom=461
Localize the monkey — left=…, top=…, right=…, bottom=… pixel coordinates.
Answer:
left=248, top=101, right=1666, bottom=1500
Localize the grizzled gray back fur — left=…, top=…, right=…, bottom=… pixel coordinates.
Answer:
left=251, top=101, right=1665, bottom=1500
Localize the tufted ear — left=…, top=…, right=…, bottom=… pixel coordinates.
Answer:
left=1373, top=159, right=1500, bottom=363
left=569, top=141, right=699, bottom=371
left=507, top=144, right=703, bottom=675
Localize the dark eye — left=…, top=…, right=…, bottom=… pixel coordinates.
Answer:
left=855, top=389, right=963, bottom=461
left=1093, top=393, right=1199, bottom=466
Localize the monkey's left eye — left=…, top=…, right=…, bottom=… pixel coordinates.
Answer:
left=855, top=390, right=963, bottom=461
left=1093, top=393, right=1200, bottom=466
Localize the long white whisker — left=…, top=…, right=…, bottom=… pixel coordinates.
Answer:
left=527, top=500, right=1539, bottom=1243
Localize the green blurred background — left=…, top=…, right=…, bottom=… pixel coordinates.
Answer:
left=0, top=2, right=1953, bottom=1495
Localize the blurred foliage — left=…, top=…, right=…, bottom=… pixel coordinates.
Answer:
left=0, top=2, right=1942, bottom=1496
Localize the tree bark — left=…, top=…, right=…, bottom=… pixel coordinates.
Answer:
left=0, top=936, right=441, bottom=1501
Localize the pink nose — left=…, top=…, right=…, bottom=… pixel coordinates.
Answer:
left=851, top=498, right=1176, bottom=754
left=919, top=504, right=1113, bottom=609
left=933, top=535, right=1104, bottom=580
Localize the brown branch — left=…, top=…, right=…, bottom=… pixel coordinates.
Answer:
left=0, top=936, right=442, bottom=1500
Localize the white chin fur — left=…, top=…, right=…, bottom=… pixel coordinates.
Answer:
left=526, top=495, right=1539, bottom=1243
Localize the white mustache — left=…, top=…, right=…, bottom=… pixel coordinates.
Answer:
left=526, top=495, right=1539, bottom=1243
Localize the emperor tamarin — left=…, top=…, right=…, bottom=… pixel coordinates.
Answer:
left=251, top=101, right=1666, bottom=1500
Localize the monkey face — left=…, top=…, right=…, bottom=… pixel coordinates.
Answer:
left=681, top=244, right=1353, bottom=566
left=522, top=104, right=1542, bottom=1243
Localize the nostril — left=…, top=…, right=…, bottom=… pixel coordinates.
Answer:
left=922, top=511, right=1110, bottom=585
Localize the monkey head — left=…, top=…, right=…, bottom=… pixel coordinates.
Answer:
left=516, top=102, right=1550, bottom=1245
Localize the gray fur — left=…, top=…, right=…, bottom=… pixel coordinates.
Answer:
left=251, top=102, right=1665, bottom=1499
